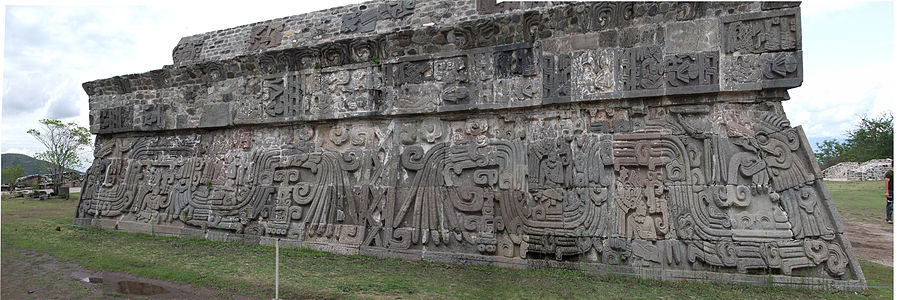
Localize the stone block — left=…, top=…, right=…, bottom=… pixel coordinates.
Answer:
left=198, top=103, right=232, bottom=128
left=664, top=19, right=719, bottom=53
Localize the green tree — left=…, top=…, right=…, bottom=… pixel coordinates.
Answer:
left=27, top=119, right=91, bottom=197
left=816, top=112, right=893, bottom=169
left=843, top=112, right=893, bottom=161
left=2, top=165, right=24, bottom=191
left=816, top=139, right=850, bottom=170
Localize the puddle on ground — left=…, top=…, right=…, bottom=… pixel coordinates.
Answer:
left=117, top=281, right=169, bottom=295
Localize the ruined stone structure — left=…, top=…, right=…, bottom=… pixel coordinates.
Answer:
left=823, top=159, right=893, bottom=181
left=76, top=1, right=865, bottom=289
left=822, top=162, right=860, bottom=182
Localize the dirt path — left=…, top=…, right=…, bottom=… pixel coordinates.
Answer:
left=1, top=217, right=888, bottom=300
left=842, top=217, right=893, bottom=267
left=1, top=247, right=257, bottom=300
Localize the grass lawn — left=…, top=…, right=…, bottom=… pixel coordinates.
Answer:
left=826, top=180, right=890, bottom=224
left=1, top=194, right=892, bottom=299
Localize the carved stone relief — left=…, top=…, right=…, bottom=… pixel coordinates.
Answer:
left=342, top=9, right=378, bottom=34
left=263, top=73, right=304, bottom=119
left=664, top=51, right=719, bottom=93
left=722, top=8, right=800, bottom=54
left=97, top=106, right=133, bottom=133
left=617, top=46, right=664, bottom=92
left=172, top=37, right=204, bottom=64
left=572, top=49, right=615, bottom=100
left=249, top=22, right=285, bottom=51
left=542, top=53, right=572, bottom=103
left=78, top=1, right=863, bottom=289
left=380, top=0, right=415, bottom=19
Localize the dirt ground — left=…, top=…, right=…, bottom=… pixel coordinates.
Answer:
left=0, top=219, right=890, bottom=299
left=0, top=247, right=255, bottom=300
left=842, top=217, right=894, bottom=267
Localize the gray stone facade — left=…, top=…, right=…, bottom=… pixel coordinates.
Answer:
left=76, top=1, right=865, bottom=289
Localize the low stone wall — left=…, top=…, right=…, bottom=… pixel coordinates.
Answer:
left=75, top=1, right=865, bottom=290
left=822, top=162, right=860, bottom=181
left=849, top=159, right=892, bottom=181
left=823, top=159, right=892, bottom=181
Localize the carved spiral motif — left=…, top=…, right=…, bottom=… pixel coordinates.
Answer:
left=733, top=185, right=751, bottom=207
left=718, top=242, right=738, bottom=267
left=292, top=183, right=314, bottom=205
left=339, top=150, right=361, bottom=171
left=803, top=240, right=829, bottom=265
left=676, top=3, right=696, bottom=21
left=288, top=206, right=303, bottom=220
left=349, top=128, right=368, bottom=146
left=465, top=119, right=488, bottom=136
left=665, top=159, right=685, bottom=182
left=259, top=53, right=281, bottom=74
left=329, top=125, right=349, bottom=146
left=295, top=124, right=314, bottom=142
left=826, top=243, right=848, bottom=277
left=446, top=27, right=472, bottom=49
left=350, top=40, right=374, bottom=63
left=653, top=214, right=669, bottom=237
left=592, top=5, right=615, bottom=30
left=523, top=11, right=544, bottom=38
left=322, top=43, right=348, bottom=66
left=273, top=169, right=300, bottom=183
left=420, top=118, right=444, bottom=143
left=760, top=243, right=782, bottom=268
left=473, top=169, right=498, bottom=186
left=400, top=145, right=427, bottom=171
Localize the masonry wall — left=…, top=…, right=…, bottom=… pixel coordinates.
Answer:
left=823, top=159, right=892, bottom=181
left=849, top=159, right=893, bottom=181
left=76, top=1, right=865, bottom=289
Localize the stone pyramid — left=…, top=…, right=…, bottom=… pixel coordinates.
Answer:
left=76, top=1, right=865, bottom=289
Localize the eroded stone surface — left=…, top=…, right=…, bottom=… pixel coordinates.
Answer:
left=77, top=1, right=864, bottom=290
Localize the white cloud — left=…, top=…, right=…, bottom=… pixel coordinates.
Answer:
left=2, top=2, right=362, bottom=159
left=800, top=1, right=863, bottom=16
left=785, top=62, right=895, bottom=139
left=3, top=147, right=37, bottom=157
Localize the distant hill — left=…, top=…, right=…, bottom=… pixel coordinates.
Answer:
left=1, top=153, right=82, bottom=176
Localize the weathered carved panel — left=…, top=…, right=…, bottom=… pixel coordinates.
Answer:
left=249, top=22, right=284, bottom=51
left=664, top=51, right=719, bottom=94
left=172, top=37, right=203, bottom=65
left=572, top=49, right=615, bottom=101
left=341, top=9, right=378, bottom=34
left=722, top=8, right=801, bottom=54
left=380, top=0, right=415, bottom=19
left=542, top=53, right=572, bottom=103
left=78, top=1, right=864, bottom=290
left=95, top=106, right=133, bottom=133
left=617, top=46, right=664, bottom=95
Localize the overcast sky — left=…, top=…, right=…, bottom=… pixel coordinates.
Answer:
left=1, top=1, right=895, bottom=169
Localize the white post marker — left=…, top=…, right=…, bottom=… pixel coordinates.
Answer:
left=275, top=238, right=280, bottom=300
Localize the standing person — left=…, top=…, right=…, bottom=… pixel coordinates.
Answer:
left=887, top=161, right=893, bottom=224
